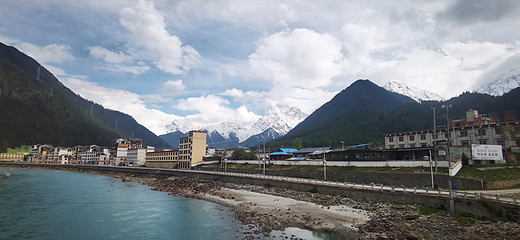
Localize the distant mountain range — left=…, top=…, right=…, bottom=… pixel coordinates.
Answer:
left=0, top=42, right=169, bottom=152
left=160, top=104, right=308, bottom=148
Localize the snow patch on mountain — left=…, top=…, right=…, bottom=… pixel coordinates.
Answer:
left=475, top=69, right=520, bottom=96
left=383, top=80, right=444, bottom=102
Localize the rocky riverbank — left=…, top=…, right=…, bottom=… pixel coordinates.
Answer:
left=113, top=172, right=520, bottom=240
left=4, top=165, right=520, bottom=239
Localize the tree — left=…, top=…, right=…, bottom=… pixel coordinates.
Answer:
left=231, top=148, right=247, bottom=160
left=231, top=148, right=257, bottom=160
left=292, top=138, right=303, bottom=150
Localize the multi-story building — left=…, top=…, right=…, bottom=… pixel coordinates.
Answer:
left=145, top=150, right=184, bottom=168
left=76, top=145, right=110, bottom=165
left=110, top=138, right=143, bottom=166
left=0, top=153, right=27, bottom=162
left=384, top=109, right=519, bottom=163
left=178, top=130, right=207, bottom=167
left=127, top=146, right=154, bottom=166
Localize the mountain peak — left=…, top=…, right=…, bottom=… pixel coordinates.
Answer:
left=475, top=69, right=520, bottom=96
left=383, top=80, right=444, bottom=102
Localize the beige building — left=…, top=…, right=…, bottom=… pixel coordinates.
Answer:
left=178, top=130, right=207, bottom=167
left=145, top=150, right=187, bottom=168
left=0, top=153, right=27, bottom=162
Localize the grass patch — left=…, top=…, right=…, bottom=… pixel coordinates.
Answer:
left=6, top=145, right=31, bottom=153
left=457, top=164, right=520, bottom=181
left=418, top=205, right=439, bottom=215
left=456, top=212, right=489, bottom=225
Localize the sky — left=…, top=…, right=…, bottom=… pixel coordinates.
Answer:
left=1, top=0, right=520, bottom=135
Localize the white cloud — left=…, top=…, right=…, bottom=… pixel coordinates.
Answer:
left=15, top=42, right=74, bottom=64
left=441, top=41, right=515, bottom=70
left=162, top=80, right=186, bottom=96
left=89, top=46, right=131, bottom=63
left=88, top=46, right=151, bottom=74
left=173, top=94, right=260, bottom=128
left=61, top=77, right=178, bottom=135
left=245, top=28, right=342, bottom=88
left=141, top=94, right=169, bottom=103
left=119, top=0, right=201, bottom=74
left=225, top=28, right=343, bottom=113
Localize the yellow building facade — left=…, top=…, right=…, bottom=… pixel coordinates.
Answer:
left=145, top=150, right=190, bottom=168
left=178, top=130, right=207, bottom=167
left=0, top=153, right=27, bottom=162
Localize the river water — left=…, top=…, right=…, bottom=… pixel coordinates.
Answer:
left=0, top=168, right=341, bottom=240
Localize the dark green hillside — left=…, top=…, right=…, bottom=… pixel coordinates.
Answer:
left=288, top=79, right=415, bottom=136
left=0, top=42, right=168, bottom=152
left=272, top=81, right=520, bottom=149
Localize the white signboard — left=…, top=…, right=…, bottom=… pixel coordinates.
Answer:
left=472, top=144, right=503, bottom=161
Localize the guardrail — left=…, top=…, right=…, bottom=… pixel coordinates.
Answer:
left=193, top=169, right=520, bottom=206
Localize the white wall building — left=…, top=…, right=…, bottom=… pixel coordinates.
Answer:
left=127, top=146, right=154, bottom=166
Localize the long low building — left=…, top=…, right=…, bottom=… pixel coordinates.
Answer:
left=145, top=150, right=190, bottom=169
left=0, top=153, right=27, bottom=162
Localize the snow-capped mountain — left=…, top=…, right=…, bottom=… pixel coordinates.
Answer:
left=251, top=104, right=308, bottom=136
left=159, top=104, right=308, bottom=148
left=475, top=69, right=520, bottom=96
left=383, top=80, right=444, bottom=102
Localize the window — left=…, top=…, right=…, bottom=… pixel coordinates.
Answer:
left=399, top=144, right=405, bottom=148
left=479, top=140, right=487, bottom=144
left=409, top=144, right=416, bottom=148
left=388, top=137, right=394, bottom=142
left=497, top=139, right=505, bottom=145
left=460, top=130, right=468, bottom=137
left=421, top=144, right=427, bottom=147
left=478, top=129, right=487, bottom=136
left=461, top=140, right=469, bottom=146
left=389, top=145, right=394, bottom=149
left=398, top=136, right=404, bottom=142
left=495, top=128, right=502, bottom=135
left=409, top=135, right=415, bottom=141
left=420, top=135, right=426, bottom=140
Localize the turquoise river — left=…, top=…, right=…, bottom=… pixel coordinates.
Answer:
left=0, top=168, right=340, bottom=240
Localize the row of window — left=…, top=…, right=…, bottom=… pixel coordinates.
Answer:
left=388, top=128, right=499, bottom=143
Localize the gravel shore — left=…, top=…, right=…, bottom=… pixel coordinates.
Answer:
left=115, top=173, right=520, bottom=240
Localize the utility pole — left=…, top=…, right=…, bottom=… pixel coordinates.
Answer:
left=263, top=136, right=266, bottom=175
left=323, top=150, right=327, bottom=180
left=442, top=104, right=455, bottom=216
left=432, top=107, right=438, bottom=172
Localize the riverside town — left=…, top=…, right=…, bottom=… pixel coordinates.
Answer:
left=3, top=110, right=519, bottom=167
left=3, top=2, right=520, bottom=238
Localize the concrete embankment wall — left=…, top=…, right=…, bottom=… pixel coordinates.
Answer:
left=1, top=163, right=518, bottom=223
left=198, top=167, right=486, bottom=190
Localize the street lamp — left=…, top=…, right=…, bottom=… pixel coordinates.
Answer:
left=442, top=104, right=455, bottom=216
left=340, top=141, right=345, bottom=150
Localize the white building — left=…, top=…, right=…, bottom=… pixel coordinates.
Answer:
left=127, top=146, right=154, bottom=166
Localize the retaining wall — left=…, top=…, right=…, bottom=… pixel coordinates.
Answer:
left=199, top=166, right=486, bottom=190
